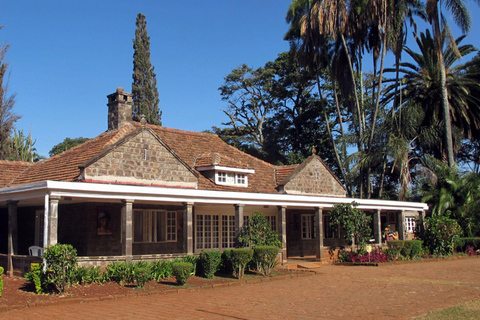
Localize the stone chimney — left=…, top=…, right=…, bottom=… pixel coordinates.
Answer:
left=107, top=87, right=133, bottom=131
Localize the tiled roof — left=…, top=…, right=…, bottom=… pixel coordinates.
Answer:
left=0, top=160, right=33, bottom=187
left=140, top=123, right=279, bottom=193
left=275, top=164, right=298, bottom=185
left=194, top=153, right=251, bottom=169
left=6, top=125, right=137, bottom=187
left=2, top=122, right=342, bottom=195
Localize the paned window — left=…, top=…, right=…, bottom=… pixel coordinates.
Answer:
left=134, top=210, right=177, bottom=243
left=215, top=171, right=248, bottom=187
left=301, top=214, right=316, bottom=239
left=323, top=215, right=340, bottom=239
left=222, top=215, right=236, bottom=249
left=405, top=216, right=416, bottom=233
left=196, top=214, right=219, bottom=250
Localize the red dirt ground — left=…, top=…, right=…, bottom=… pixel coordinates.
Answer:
left=0, top=269, right=292, bottom=312
left=2, top=257, right=480, bottom=319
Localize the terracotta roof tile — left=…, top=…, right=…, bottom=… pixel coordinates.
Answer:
left=194, top=153, right=250, bottom=169
left=0, top=160, right=33, bottom=187
left=275, top=164, right=298, bottom=185
left=6, top=126, right=137, bottom=187
left=3, top=122, right=342, bottom=196
left=139, top=123, right=279, bottom=194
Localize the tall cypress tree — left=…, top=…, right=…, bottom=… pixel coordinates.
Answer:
left=132, top=13, right=161, bottom=126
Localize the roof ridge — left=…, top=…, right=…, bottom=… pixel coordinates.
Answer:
left=223, top=142, right=277, bottom=169
left=104, top=123, right=137, bottom=147
left=0, top=160, right=33, bottom=165
left=135, top=122, right=218, bottom=137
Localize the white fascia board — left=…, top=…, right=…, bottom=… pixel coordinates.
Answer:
left=0, top=181, right=49, bottom=202
left=0, top=180, right=428, bottom=211
left=196, top=166, right=255, bottom=174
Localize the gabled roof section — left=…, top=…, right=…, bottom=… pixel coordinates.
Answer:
left=138, top=123, right=278, bottom=193
left=80, top=126, right=197, bottom=178
left=194, top=153, right=251, bottom=170
left=277, top=155, right=347, bottom=197
left=0, top=160, right=33, bottom=187
left=275, top=164, right=298, bottom=185
left=6, top=124, right=137, bottom=187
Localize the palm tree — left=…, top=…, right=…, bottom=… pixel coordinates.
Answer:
left=384, top=30, right=479, bottom=160
left=425, top=0, right=480, bottom=167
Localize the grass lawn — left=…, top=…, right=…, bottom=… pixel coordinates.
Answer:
left=413, top=299, right=480, bottom=319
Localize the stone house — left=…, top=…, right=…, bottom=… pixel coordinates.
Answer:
left=0, top=88, right=427, bottom=275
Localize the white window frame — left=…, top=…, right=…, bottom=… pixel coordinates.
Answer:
left=301, top=214, right=315, bottom=239
left=215, top=171, right=249, bottom=187
left=196, top=214, right=220, bottom=250
left=133, top=210, right=177, bottom=243
left=405, top=216, right=416, bottom=233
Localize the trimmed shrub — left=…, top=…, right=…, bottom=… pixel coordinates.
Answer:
left=230, top=248, right=253, bottom=279
left=0, top=266, right=4, bottom=297
left=253, top=246, right=279, bottom=276
left=221, top=250, right=234, bottom=275
left=172, top=262, right=194, bottom=285
left=199, top=250, right=222, bottom=279
left=405, top=240, right=423, bottom=258
left=387, top=240, right=424, bottom=259
left=102, top=261, right=136, bottom=285
left=43, top=243, right=78, bottom=293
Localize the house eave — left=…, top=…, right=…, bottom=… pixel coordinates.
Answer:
left=0, top=180, right=428, bottom=211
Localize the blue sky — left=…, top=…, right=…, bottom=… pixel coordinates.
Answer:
left=1, top=1, right=479, bottom=157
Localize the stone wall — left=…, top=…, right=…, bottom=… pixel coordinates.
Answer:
left=84, top=130, right=198, bottom=188
left=283, top=157, right=346, bottom=197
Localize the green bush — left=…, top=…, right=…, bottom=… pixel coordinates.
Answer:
left=253, top=246, right=279, bottom=276
left=172, top=262, right=194, bottom=285
left=405, top=240, right=423, bottom=258
left=387, top=240, right=424, bottom=259
left=221, top=250, right=234, bottom=274
left=134, top=266, right=150, bottom=288
left=0, top=266, right=4, bottom=297
left=199, top=251, right=222, bottom=279
left=70, top=266, right=101, bottom=285
left=43, top=243, right=78, bottom=293
left=455, top=237, right=480, bottom=252
left=237, top=211, right=282, bottom=248
left=150, top=261, right=173, bottom=281
left=422, top=216, right=462, bottom=255
left=230, top=248, right=253, bottom=279
left=181, top=255, right=198, bottom=276
left=102, top=261, right=137, bottom=285
left=24, top=263, right=47, bottom=294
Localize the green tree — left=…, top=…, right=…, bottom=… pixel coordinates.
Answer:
left=49, top=137, right=89, bottom=157
left=237, top=211, right=282, bottom=248
left=219, top=63, right=280, bottom=154
left=132, top=13, right=161, bottom=126
left=418, top=156, right=480, bottom=237
left=426, top=0, right=480, bottom=167
left=330, top=203, right=372, bottom=250
left=384, top=31, right=479, bottom=161
left=0, top=29, right=19, bottom=160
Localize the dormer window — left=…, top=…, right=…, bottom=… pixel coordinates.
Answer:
left=215, top=171, right=248, bottom=186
